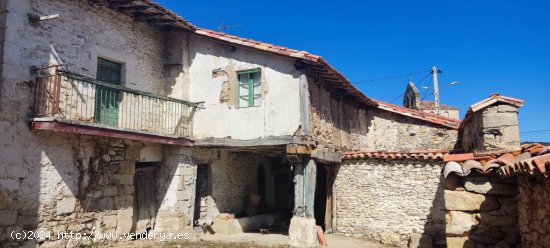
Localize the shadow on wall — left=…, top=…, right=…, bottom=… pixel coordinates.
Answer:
left=433, top=173, right=520, bottom=248
left=416, top=174, right=446, bottom=248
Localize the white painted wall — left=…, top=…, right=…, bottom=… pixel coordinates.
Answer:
left=188, top=35, right=302, bottom=140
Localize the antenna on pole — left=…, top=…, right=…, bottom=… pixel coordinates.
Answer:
left=432, top=66, right=441, bottom=115
left=217, top=20, right=243, bottom=32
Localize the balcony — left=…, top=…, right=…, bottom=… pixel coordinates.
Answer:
left=30, top=68, right=199, bottom=145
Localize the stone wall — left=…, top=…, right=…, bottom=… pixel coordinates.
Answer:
left=443, top=174, right=520, bottom=247
left=334, top=158, right=446, bottom=247
left=460, top=104, right=520, bottom=152
left=0, top=132, right=142, bottom=247
left=308, top=77, right=458, bottom=151
left=517, top=175, right=550, bottom=247
left=192, top=149, right=277, bottom=221
left=155, top=147, right=197, bottom=233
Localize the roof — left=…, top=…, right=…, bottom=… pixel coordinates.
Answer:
left=343, top=150, right=449, bottom=160
left=195, top=28, right=376, bottom=107
left=442, top=143, right=550, bottom=178
left=104, top=0, right=196, bottom=31
left=374, top=100, right=461, bottom=129
left=194, top=29, right=463, bottom=129
left=419, top=101, right=458, bottom=111
left=469, top=94, right=524, bottom=113
left=458, top=94, right=524, bottom=130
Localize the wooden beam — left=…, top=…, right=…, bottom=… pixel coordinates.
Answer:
left=120, top=5, right=150, bottom=13
left=32, top=121, right=194, bottom=146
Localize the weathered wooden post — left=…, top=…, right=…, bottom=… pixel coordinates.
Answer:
left=288, top=155, right=318, bottom=247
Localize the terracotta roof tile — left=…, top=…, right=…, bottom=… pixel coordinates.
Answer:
left=374, top=100, right=461, bottom=129
left=342, top=150, right=449, bottom=160
left=443, top=143, right=550, bottom=178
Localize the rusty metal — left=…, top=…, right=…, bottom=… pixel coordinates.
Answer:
left=32, top=70, right=198, bottom=139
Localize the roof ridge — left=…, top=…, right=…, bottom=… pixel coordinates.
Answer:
left=374, top=100, right=461, bottom=129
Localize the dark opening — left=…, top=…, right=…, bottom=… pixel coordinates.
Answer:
left=194, top=164, right=210, bottom=226
left=315, top=164, right=327, bottom=229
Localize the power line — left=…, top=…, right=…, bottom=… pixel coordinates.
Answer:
left=388, top=71, right=432, bottom=103
left=420, top=74, right=433, bottom=101
left=354, top=70, right=430, bottom=84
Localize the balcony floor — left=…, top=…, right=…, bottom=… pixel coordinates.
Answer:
left=30, top=117, right=194, bottom=146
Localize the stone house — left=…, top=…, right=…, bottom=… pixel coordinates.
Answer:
left=1, top=1, right=545, bottom=248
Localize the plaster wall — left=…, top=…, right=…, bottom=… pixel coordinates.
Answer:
left=188, top=35, right=302, bottom=140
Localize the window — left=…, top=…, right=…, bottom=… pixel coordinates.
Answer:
left=237, top=68, right=261, bottom=108
left=96, top=57, right=122, bottom=85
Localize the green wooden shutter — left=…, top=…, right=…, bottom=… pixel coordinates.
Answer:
left=96, top=58, right=122, bottom=126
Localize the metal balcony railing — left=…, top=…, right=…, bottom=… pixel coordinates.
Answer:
left=33, top=68, right=198, bottom=138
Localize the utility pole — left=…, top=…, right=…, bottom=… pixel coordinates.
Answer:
left=432, top=66, right=440, bottom=115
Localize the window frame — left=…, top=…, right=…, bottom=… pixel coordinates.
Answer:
left=236, top=68, right=261, bottom=108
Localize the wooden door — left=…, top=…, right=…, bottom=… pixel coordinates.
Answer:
left=95, top=58, right=121, bottom=126
left=134, top=166, right=156, bottom=233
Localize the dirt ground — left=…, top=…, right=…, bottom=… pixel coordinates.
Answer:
left=103, top=232, right=389, bottom=248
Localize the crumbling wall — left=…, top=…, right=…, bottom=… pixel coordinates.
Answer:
left=308, top=78, right=458, bottom=151
left=0, top=0, right=186, bottom=246
left=334, top=159, right=446, bottom=247
left=517, top=175, right=550, bottom=247
left=442, top=174, right=520, bottom=247
left=0, top=132, right=141, bottom=247
left=155, top=146, right=196, bottom=234
left=188, top=34, right=302, bottom=140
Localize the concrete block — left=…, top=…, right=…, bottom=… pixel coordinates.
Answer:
left=116, top=209, right=133, bottom=234
left=482, top=113, right=518, bottom=128
left=56, top=197, right=76, bottom=216
left=288, top=217, right=318, bottom=248
left=0, top=210, right=17, bottom=226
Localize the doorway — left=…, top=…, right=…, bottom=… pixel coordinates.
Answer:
left=95, top=57, right=121, bottom=126
left=194, top=164, right=210, bottom=225
left=134, top=162, right=157, bottom=234
left=314, top=164, right=334, bottom=232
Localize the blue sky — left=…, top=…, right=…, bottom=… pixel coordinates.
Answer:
left=158, top=0, right=550, bottom=142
